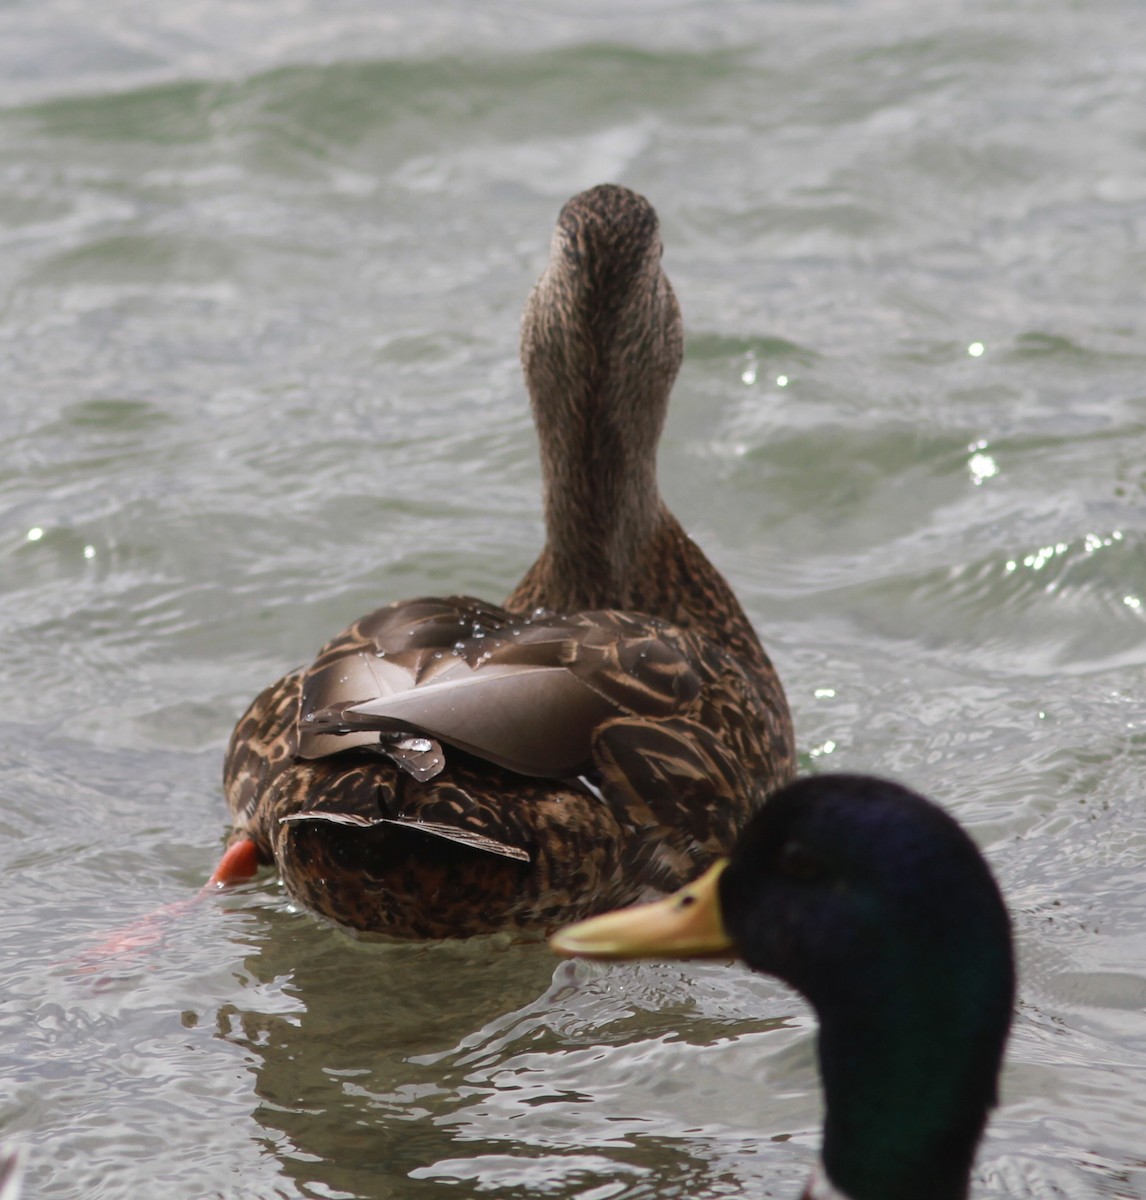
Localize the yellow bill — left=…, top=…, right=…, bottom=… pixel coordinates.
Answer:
left=550, top=859, right=734, bottom=959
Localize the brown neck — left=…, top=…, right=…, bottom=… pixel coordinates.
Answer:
left=531, top=374, right=667, bottom=607
left=505, top=509, right=769, bottom=675
left=508, top=494, right=670, bottom=615
left=504, top=184, right=769, bottom=673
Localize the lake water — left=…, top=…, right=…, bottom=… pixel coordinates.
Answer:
left=2, top=1, right=1145, bottom=1196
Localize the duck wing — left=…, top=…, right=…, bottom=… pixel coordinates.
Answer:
left=279, top=811, right=531, bottom=862
left=593, top=715, right=762, bottom=888
left=297, top=597, right=702, bottom=780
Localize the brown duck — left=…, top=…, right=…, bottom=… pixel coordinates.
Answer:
left=216, top=184, right=795, bottom=937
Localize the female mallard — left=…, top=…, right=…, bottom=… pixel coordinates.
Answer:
left=217, top=184, right=795, bottom=937
left=552, top=774, right=1015, bottom=1200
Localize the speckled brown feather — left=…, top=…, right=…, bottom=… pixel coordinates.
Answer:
left=222, top=184, right=795, bottom=937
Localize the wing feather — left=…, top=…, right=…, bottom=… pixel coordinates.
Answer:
left=294, top=600, right=703, bottom=780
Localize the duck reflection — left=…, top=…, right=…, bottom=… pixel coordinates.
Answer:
left=214, top=901, right=803, bottom=1199
left=213, top=901, right=556, bottom=1195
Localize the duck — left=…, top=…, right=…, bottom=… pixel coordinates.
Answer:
left=551, top=773, right=1015, bottom=1200
left=214, top=184, right=796, bottom=937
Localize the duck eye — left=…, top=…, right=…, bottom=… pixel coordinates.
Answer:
left=676, top=893, right=697, bottom=909
left=778, top=841, right=827, bottom=883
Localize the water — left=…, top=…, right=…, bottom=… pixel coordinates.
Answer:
left=2, top=1, right=1145, bottom=1196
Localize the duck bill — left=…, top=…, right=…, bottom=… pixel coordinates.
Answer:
left=550, top=859, right=733, bottom=959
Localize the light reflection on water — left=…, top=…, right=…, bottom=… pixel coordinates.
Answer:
left=2, top=0, right=1146, bottom=1196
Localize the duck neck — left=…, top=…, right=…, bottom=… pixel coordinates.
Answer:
left=514, top=189, right=684, bottom=614
left=513, top=305, right=677, bottom=611
left=537, top=398, right=667, bottom=607
left=812, top=979, right=1005, bottom=1200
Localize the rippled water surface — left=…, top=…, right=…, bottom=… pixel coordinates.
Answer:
left=3, top=2, right=1145, bottom=1196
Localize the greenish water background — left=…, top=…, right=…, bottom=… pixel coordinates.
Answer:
left=2, top=2, right=1145, bottom=1196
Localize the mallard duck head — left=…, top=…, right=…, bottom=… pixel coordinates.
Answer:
left=553, top=774, right=1015, bottom=1200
